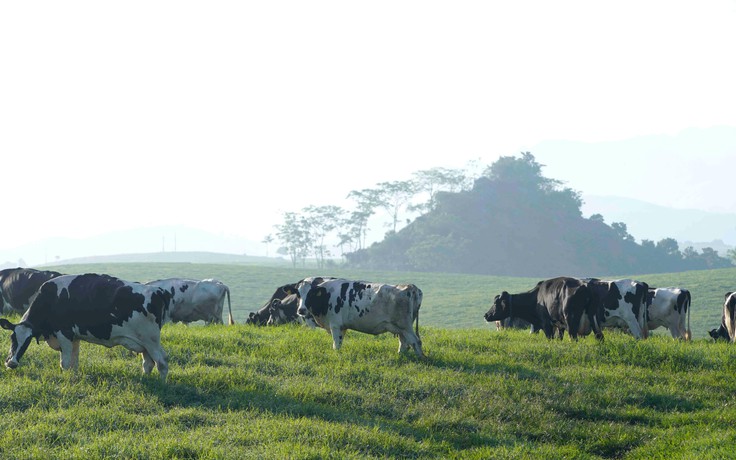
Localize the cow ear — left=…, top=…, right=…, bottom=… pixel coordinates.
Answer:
left=0, top=318, right=16, bottom=331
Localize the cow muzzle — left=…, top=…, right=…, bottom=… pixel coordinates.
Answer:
left=5, top=357, right=18, bottom=369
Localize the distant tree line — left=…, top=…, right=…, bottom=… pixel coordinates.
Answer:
left=266, top=153, right=733, bottom=276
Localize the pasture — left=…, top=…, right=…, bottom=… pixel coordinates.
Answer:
left=1, top=263, right=735, bottom=458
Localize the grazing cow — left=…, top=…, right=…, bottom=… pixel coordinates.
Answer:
left=266, top=293, right=299, bottom=326
left=646, top=287, right=692, bottom=340
left=720, top=291, right=736, bottom=343
left=0, top=273, right=172, bottom=380
left=0, top=268, right=63, bottom=314
left=584, top=278, right=649, bottom=339
left=709, top=320, right=730, bottom=341
left=484, top=276, right=603, bottom=341
left=145, top=278, right=234, bottom=325
left=295, top=277, right=424, bottom=357
left=247, top=283, right=298, bottom=326
left=494, top=317, right=532, bottom=331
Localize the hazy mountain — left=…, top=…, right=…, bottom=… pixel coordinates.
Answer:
left=0, top=226, right=269, bottom=268
left=581, top=195, right=736, bottom=252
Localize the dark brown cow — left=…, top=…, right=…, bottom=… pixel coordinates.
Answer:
left=484, top=276, right=603, bottom=341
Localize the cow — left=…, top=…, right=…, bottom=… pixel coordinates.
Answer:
left=145, top=278, right=234, bottom=325
left=247, top=283, right=298, bottom=326
left=484, top=276, right=604, bottom=341
left=719, top=291, right=736, bottom=343
left=266, top=293, right=299, bottom=326
left=646, top=287, right=691, bottom=340
left=494, top=317, right=532, bottom=331
left=0, top=268, right=63, bottom=314
left=0, top=273, right=173, bottom=380
left=295, top=277, right=424, bottom=357
left=584, top=278, right=649, bottom=339
left=709, top=294, right=731, bottom=341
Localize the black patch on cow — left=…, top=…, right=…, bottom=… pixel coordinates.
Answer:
left=623, top=283, right=647, bottom=319
left=676, top=290, right=690, bottom=315
left=335, top=283, right=350, bottom=314
left=179, top=284, right=190, bottom=293
left=305, top=286, right=331, bottom=317
left=24, top=274, right=170, bottom=343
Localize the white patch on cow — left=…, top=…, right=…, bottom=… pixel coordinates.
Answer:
left=725, top=292, right=736, bottom=343
left=146, top=278, right=233, bottom=325
left=602, top=279, right=648, bottom=339
left=647, top=288, right=691, bottom=340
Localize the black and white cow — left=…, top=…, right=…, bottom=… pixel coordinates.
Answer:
left=484, top=276, right=604, bottom=341
left=0, top=273, right=173, bottom=380
left=145, top=278, right=234, bottom=325
left=646, top=287, right=692, bottom=340
left=584, top=278, right=649, bottom=339
left=266, top=293, right=299, bottom=326
left=0, top=267, right=63, bottom=314
left=247, top=283, right=298, bottom=326
left=709, top=294, right=731, bottom=341
left=295, top=277, right=424, bottom=357
left=717, top=291, right=736, bottom=343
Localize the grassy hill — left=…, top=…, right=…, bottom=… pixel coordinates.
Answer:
left=41, top=262, right=734, bottom=337
left=1, top=324, right=735, bottom=458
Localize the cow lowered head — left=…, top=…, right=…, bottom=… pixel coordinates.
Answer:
left=0, top=318, right=39, bottom=369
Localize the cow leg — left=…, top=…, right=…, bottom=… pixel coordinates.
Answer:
left=142, top=345, right=169, bottom=381
left=398, top=330, right=424, bottom=358
left=57, top=336, right=75, bottom=370
left=330, top=326, right=344, bottom=350
left=70, top=340, right=81, bottom=370
left=141, top=350, right=156, bottom=375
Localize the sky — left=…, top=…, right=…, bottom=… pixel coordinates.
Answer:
left=2, top=1, right=736, bottom=257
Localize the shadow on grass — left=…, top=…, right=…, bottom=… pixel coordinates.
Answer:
left=138, top=373, right=512, bottom=457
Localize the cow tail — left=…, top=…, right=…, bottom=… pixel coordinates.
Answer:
left=226, top=286, right=235, bottom=325
left=684, top=290, right=692, bottom=341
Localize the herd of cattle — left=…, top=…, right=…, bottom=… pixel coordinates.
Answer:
left=1, top=268, right=736, bottom=382
left=0, top=269, right=423, bottom=380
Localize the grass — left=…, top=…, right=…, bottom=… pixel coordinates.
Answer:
left=2, top=262, right=735, bottom=458
left=1, top=324, right=735, bottom=459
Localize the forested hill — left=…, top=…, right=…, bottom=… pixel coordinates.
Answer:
left=346, top=153, right=732, bottom=277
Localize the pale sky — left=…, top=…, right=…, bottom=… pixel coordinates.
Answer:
left=2, top=1, right=735, bottom=255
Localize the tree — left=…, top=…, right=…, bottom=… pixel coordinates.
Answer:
left=410, top=167, right=467, bottom=213
left=484, top=152, right=558, bottom=191
left=346, top=188, right=383, bottom=249
left=375, top=180, right=418, bottom=233
left=303, top=205, right=345, bottom=269
left=261, top=234, right=274, bottom=257
left=274, top=212, right=312, bottom=268
left=611, top=222, right=635, bottom=242
left=656, top=238, right=681, bottom=257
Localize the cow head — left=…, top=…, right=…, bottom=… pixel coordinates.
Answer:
left=266, top=299, right=285, bottom=326
left=295, top=279, right=331, bottom=318
left=0, top=319, right=35, bottom=369
left=484, top=291, right=512, bottom=322
left=709, top=325, right=730, bottom=341
left=246, top=309, right=270, bottom=326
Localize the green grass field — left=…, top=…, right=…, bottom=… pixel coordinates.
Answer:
left=1, top=263, right=734, bottom=458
